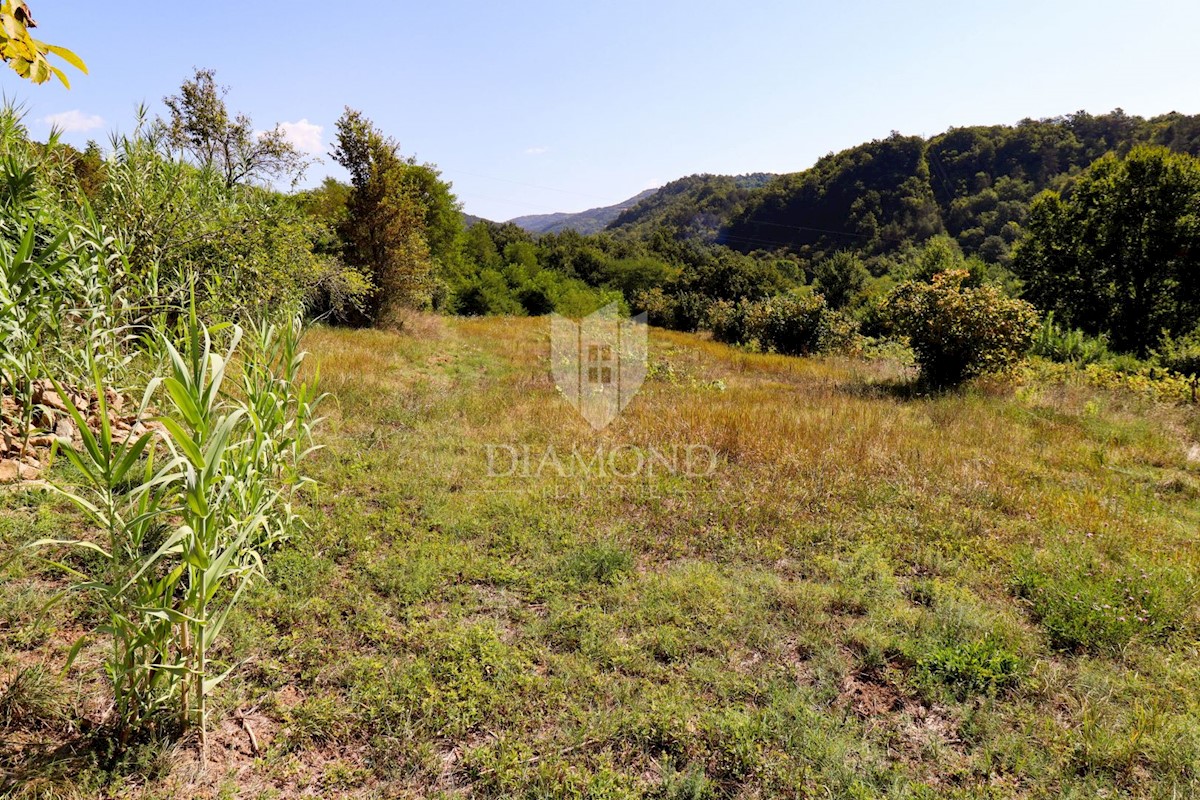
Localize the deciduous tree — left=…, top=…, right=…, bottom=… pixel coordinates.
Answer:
left=1014, top=146, right=1200, bottom=354
left=163, top=68, right=307, bottom=188
left=330, top=108, right=437, bottom=323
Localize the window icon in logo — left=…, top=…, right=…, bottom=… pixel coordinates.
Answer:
left=587, top=344, right=613, bottom=385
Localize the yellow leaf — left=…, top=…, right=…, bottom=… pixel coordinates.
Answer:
left=28, top=56, right=48, bottom=83
left=43, top=43, right=86, bottom=73
left=48, top=63, right=68, bottom=88
left=0, top=13, right=21, bottom=41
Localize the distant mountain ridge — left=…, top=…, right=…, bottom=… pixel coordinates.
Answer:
left=508, top=188, right=658, bottom=235
left=483, top=110, right=1200, bottom=268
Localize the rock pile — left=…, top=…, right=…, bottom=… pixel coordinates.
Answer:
left=0, top=380, right=156, bottom=484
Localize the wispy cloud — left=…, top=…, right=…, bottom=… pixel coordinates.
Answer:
left=40, top=110, right=104, bottom=133
left=524, top=145, right=549, bottom=156
left=262, top=118, right=324, bottom=155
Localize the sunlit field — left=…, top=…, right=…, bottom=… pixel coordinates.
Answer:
left=4, top=316, right=1200, bottom=798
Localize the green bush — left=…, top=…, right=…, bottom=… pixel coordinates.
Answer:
left=447, top=258, right=622, bottom=318
left=886, top=269, right=1039, bottom=387
left=917, top=637, right=1023, bottom=698
left=1032, top=311, right=1113, bottom=365
left=632, top=288, right=713, bottom=332
left=709, top=292, right=853, bottom=356
left=1154, top=327, right=1200, bottom=377
left=811, top=250, right=868, bottom=309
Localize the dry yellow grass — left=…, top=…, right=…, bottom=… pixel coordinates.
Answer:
left=5, top=315, right=1200, bottom=798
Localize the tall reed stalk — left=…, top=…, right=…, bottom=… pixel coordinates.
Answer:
left=27, top=309, right=322, bottom=748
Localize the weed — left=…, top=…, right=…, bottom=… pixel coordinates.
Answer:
left=561, top=542, right=634, bottom=586
left=0, top=664, right=66, bottom=729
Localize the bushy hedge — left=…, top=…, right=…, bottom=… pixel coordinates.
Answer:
left=447, top=260, right=624, bottom=318
left=1155, top=328, right=1200, bottom=377
left=632, top=288, right=712, bottom=332
left=886, top=269, right=1038, bottom=387
left=708, top=293, right=857, bottom=355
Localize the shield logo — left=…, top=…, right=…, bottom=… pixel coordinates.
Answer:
left=550, top=303, right=648, bottom=430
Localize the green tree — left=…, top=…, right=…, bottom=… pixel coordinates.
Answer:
left=164, top=68, right=307, bottom=188
left=331, top=108, right=444, bottom=323
left=812, top=250, right=868, bottom=309
left=0, top=2, right=85, bottom=86
left=399, top=162, right=462, bottom=266
left=1013, top=145, right=1200, bottom=354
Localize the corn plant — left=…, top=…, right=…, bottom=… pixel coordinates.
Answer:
left=26, top=309, right=322, bottom=748
left=156, top=308, right=321, bottom=747
left=30, top=364, right=186, bottom=740
left=232, top=317, right=324, bottom=548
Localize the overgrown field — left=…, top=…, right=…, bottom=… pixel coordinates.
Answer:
left=4, top=316, right=1200, bottom=799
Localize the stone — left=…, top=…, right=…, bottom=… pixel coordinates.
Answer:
left=17, top=462, right=40, bottom=481
left=105, top=387, right=125, bottom=415
left=55, top=418, right=76, bottom=443
left=0, top=459, right=19, bottom=483
left=34, top=385, right=67, bottom=412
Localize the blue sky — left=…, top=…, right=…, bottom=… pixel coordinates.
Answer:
left=17, top=1, right=1200, bottom=221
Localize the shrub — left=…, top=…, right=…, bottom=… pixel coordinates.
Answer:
left=671, top=292, right=713, bottom=333
left=633, top=288, right=713, bottom=332
left=917, top=637, right=1023, bottom=698
left=1031, top=311, right=1113, bottom=365
left=709, top=292, right=857, bottom=356
left=1154, top=327, right=1200, bottom=377
left=886, top=269, right=1039, bottom=387
left=811, top=250, right=868, bottom=310
left=632, top=286, right=676, bottom=328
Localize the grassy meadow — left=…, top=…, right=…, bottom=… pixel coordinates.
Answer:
left=3, top=315, right=1200, bottom=798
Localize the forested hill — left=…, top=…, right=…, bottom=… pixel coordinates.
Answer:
left=509, top=188, right=657, bottom=234
left=605, top=173, right=774, bottom=242
left=605, top=111, right=1200, bottom=266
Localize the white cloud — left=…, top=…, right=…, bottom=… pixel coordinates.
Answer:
left=265, top=118, right=324, bottom=155
left=40, top=110, right=104, bottom=133
left=524, top=146, right=548, bottom=156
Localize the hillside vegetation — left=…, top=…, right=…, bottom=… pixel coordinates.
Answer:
left=445, top=110, right=1200, bottom=382
left=2, top=42, right=1200, bottom=798
left=510, top=189, right=657, bottom=235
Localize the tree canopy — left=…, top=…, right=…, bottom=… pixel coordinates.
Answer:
left=164, top=68, right=307, bottom=188
left=1014, top=145, right=1200, bottom=354
left=330, top=108, right=462, bottom=324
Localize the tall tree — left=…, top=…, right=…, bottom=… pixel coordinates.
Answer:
left=330, top=108, right=439, bottom=323
left=1014, top=146, right=1200, bottom=354
left=163, top=68, right=307, bottom=188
